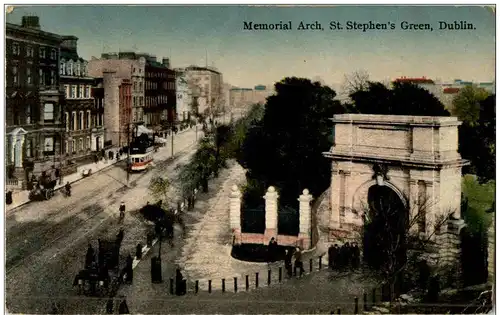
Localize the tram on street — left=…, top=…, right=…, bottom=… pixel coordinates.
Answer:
left=128, top=133, right=155, bottom=172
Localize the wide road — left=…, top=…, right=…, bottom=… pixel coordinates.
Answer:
left=5, top=127, right=202, bottom=314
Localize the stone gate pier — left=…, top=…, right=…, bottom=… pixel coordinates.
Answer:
left=323, top=114, right=469, bottom=271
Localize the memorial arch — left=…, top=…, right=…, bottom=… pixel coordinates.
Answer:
left=323, top=114, right=469, bottom=250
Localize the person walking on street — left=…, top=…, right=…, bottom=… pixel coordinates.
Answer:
left=294, top=247, right=305, bottom=278
left=119, top=202, right=126, bottom=221
left=284, top=248, right=294, bottom=278
left=85, top=243, right=95, bottom=269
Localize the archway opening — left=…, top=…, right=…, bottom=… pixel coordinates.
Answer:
left=363, top=185, right=408, bottom=282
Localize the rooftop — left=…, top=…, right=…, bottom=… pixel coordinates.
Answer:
left=393, top=76, right=435, bottom=84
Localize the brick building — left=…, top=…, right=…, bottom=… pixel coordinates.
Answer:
left=103, top=71, right=132, bottom=148
left=90, top=81, right=105, bottom=151
left=59, top=35, right=103, bottom=163
left=6, top=16, right=65, bottom=185
left=180, top=66, right=223, bottom=118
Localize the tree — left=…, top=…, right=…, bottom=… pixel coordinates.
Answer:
left=451, top=86, right=490, bottom=126
left=148, top=176, right=170, bottom=206
left=239, top=77, right=347, bottom=207
left=348, top=81, right=450, bottom=116
left=359, top=187, right=455, bottom=301
left=342, top=70, right=370, bottom=96
left=458, top=94, right=495, bottom=183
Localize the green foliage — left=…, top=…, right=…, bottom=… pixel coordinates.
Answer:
left=461, top=174, right=495, bottom=233
left=458, top=95, right=496, bottom=183
left=348, top=81, right=450, bottom=116
left=148, top=176, right=170, bottom=204
left=239, top=77, right=346, bottom=206
left=451, top=86, right=491, bottom=126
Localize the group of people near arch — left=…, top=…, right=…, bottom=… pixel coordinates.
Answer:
left=328, top=242, right=361, bottom=270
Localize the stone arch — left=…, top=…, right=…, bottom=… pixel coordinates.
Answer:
left=351, top=179, right=408, bottom=221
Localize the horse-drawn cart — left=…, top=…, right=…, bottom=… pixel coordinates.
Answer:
left=28, top=176, right=56, bottom=201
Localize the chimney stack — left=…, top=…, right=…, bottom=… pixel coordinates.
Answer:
left=21, top=16, right=41, bottom=29
left=162, top=58, right=171, bottom=69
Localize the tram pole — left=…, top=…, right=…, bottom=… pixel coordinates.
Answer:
left=171, top=122, right=174, bottom=157
left=126, top=125, right=130, bottom=187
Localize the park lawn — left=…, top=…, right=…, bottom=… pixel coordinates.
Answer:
left=461, top=174, right=495, bottom=231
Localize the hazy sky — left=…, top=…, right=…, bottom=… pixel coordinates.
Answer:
left=7, top=5, right=495, bottom=88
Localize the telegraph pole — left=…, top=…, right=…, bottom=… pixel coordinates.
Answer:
left=170, top=122, right=174, bottom=157
left=126, top=125, right=130, bottom=186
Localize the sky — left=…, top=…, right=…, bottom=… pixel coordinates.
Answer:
left=6, top=5, right=496, bottom=89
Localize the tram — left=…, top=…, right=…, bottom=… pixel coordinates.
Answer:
left=128, top=134, right=155, bottom=172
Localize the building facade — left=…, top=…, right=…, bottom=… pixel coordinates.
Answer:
left=91, top=81, right=105, bottom=151
left=144, top=56, right=176, bottom=129
left=6, top=16, right=65, bottom=184
left=229, top=85, right=272, bottom=109
left=182, top=66, right=223, bottom=117
left=175, top=69, right=193, bottom=122
left=103, top=72, right=132, bottom=148
left=87, top=52, right=146, bottom=127
left=60, top=35, right=103, bottom=163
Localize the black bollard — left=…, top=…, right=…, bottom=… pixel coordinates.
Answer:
left=363, top=292, right=368, bottom=311
left=222, top=279, right=225, bottom=293
left=354, top=297, right=359, bottom=314
left=372, top=288, right=376, bottom=305
left=245, top=275, right=249, bottom=291
left=267, top=269, right=271, bottom=286
left=319, top=256, right=323, bottom=269
left=234, top=277, right=238, bottom=293
left=208, top=280, right=212, bottom=293
left=136, top=244, right=142, bottom=260
left=169, top=278, right=174, bottom=295
left=337, top=307, right=341, bottom=314
left=278, top=267, right=282, bottom=283
left=195, top=280, right=199, bottom=294
left=310, top=258, right=313, bottom=272
left=255, top=272, right=259, bottom=288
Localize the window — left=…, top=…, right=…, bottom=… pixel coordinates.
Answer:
left=39, top=69, right=45, bottom=85
left=12, top=42, right=20, bottom=55
left=75, top=62, right=81, bottom=76
left=71, top=85, right=76, bottom=98
left=86, top=137, right=91, bottom=149
left=65, top=140, right=68, bottom=154
left=139, top=97, right=143, bottom=106
left=64, top=85, right=70, bottom=99
left=78, top=112, right=84, bottom=130
left=139, top=82, right=143, bottom=90
left=50, top=70, right=55, bottom=85
left=60, top=61, right=65, bottom=75
left=27, top=68, right=32, bottom=85
left=67, top=61, right=73, bottom=76
left=65, top=112, right=69, bottom=131
left=87, top=111, right=91, bottom=129
left=50, top=49, right=56, bottom=60
left=26, top=105, right=31, bottom=124
left=44, top=103, right=54, bottom=121
left=78, top=85, right=84, bottom=98
left=134, top=82, right=137, bottom=91
left=12, top=66, right=18, bottom=84
left=82, top=62, right=87, bottom=76
left=72, top=112, right=76, bottom=131
left=72, top=139, right=76, bottom=153
left=79, top=138, right=83, bottom=151
left=26, top=45, right=34, bottom=57
left=26, top=139, right=32, bottom=157
left=44, top=137, right=54, bottom=153
left=39, top=47, right=46, bottom=59
left=86, top=86, right=91, bottom=99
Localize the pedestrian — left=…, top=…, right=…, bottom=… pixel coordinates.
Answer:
left=85, top=243, right=95, bottom=269
left=294, top=247, right=305, bottom=277
left=352, top=243, right=360, bottom=269
left=118, top=298, right=130, bottom=314
left=119, top=202, right=126, bottom=220
left=284, top=249, right=293, bottom=278
left=106, top=299, right=114, bottom=314
left=125, top=254, right=133, bottom=284
left=267, top=237, right=276, bottom=263
left=339, top=243, right=348, bottom=270
left=175, top=269, right=186, bottom=295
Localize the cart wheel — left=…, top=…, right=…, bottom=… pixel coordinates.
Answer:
left=45, top=189, right=53, bottom=200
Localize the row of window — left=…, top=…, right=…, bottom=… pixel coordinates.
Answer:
left=23, top=136, right=94, bottom=157
left=64, top=137, right=92, bottom=154
left=146, top=71, right=175, bottom=79
left=145, top=95, right=168, bottom=107
left=133, top=81, right=144, bottom=91
left=64, top=84, right=92, bottom=99
left=60, top=60, right=88, bottom=77
left=11, top=66, right=56, bottom=86
left=64, top=111, right=103, bottom=131
left=11, top=42, right=57, bottom=60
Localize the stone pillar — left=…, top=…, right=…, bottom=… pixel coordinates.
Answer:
left=298, top=189, right=313, bottom=250
left=424, top=181, right=435, bottom=239
left=264, top=186, right=279, bottom=244
left=437, top=218, right=465, bottom=287
left=229, top=185, right=242, bottom=245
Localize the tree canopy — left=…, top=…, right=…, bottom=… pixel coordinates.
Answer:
left=238, top=77, right=346, bottom=207
left=451, top=86, right=491, bottom=126
left=348, top=81, right=450, bottom=116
